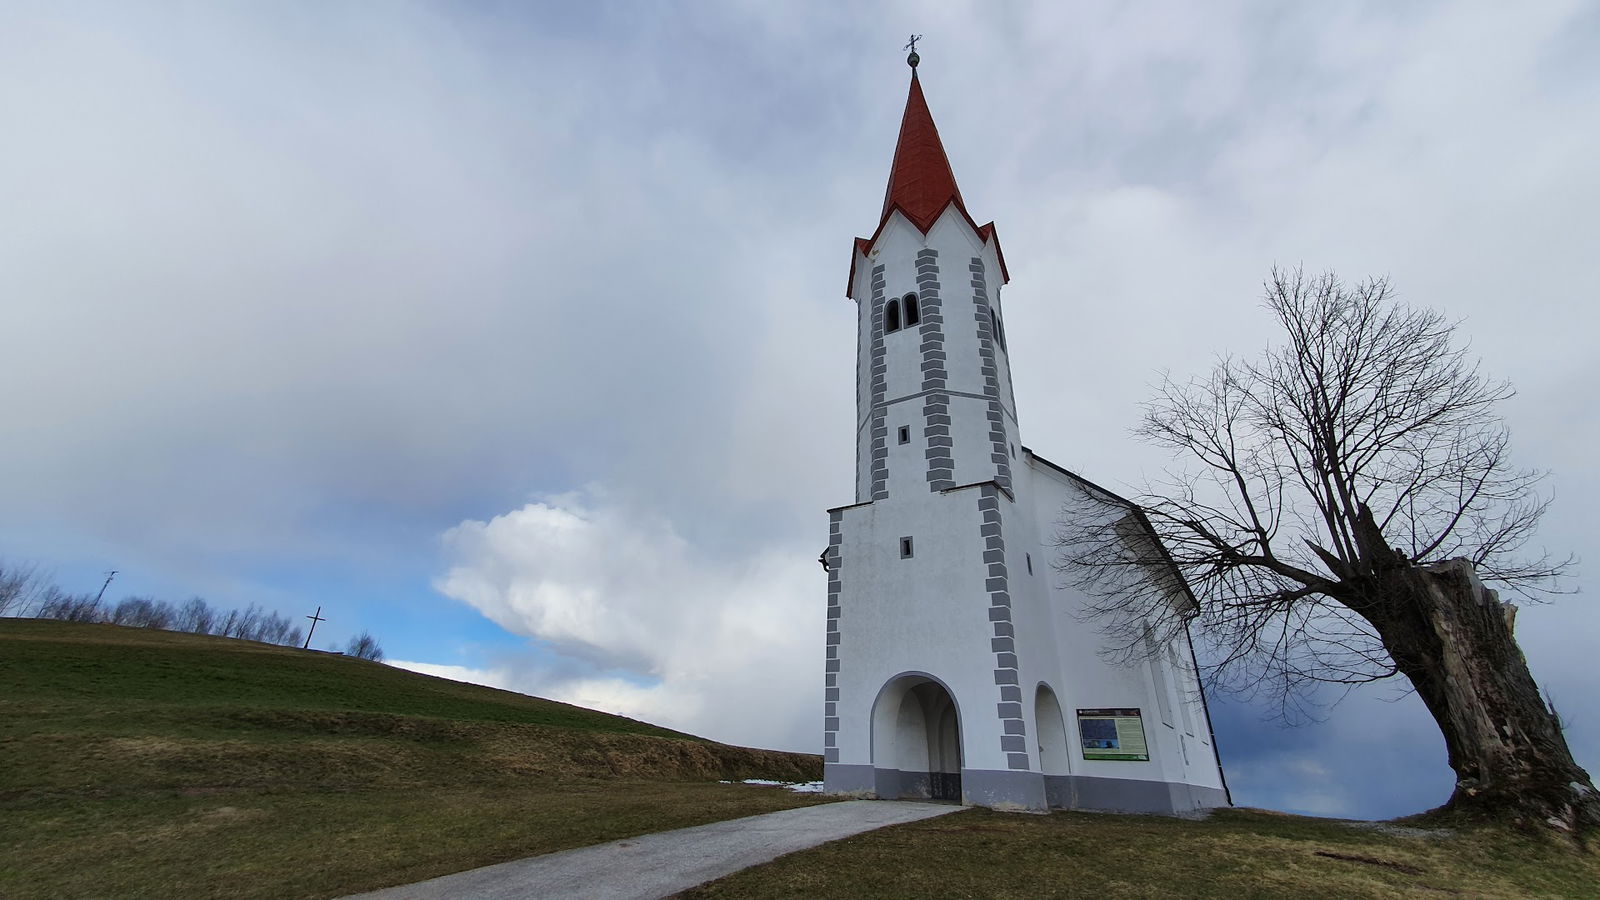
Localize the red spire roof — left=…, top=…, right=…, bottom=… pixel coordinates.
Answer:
left=848, top=70, right=1008, bottom=298
left=881, top=72, right=966, bottom=231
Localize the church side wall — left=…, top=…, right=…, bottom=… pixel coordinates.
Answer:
left=999, top=461, right=1065, bottom=778
left=1025, top=459, right=1229, bottom=810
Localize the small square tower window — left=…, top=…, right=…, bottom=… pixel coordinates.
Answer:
left=898, top=425, right=910, bottom=445
left=899, top=536, right=914, bottom=559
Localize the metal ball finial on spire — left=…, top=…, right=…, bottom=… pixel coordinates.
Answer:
left=905, top=34, right=922, bottom=69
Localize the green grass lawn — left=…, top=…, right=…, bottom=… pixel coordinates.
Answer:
left=679, top=806, right=1600, bottom=899
left=1, top=619, right=828, bottom=898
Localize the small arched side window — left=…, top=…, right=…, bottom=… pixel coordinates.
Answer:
left=903, top=293, right=920, bottom=327
left=885, top=298, right=901, bottom=333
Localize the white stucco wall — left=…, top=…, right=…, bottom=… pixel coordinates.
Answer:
left=849, top=208, right=1015, bottom=502
left=1021, top=456, right=1226, bottom=792
left=832, top=491, right=1014, bottom=772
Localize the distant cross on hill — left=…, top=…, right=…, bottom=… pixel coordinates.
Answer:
left=93, top=570, right=117, bottom=605
left=302, top=606, right=325, bottom=650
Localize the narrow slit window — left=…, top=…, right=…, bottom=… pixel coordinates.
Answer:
left=899, top=536, right=914, bottom=559
left=902, top=293, right=919, bottom=326
left=1026, top=553, right=1033, bottom=575
left=885, top=299, right=901, bottom=333
left=989, top=306, right=1006, bottom=350
left=898, top=425, right=910, bottom=445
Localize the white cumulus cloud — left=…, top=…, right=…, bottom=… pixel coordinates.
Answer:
left=426, top=490, right=824, bottom=751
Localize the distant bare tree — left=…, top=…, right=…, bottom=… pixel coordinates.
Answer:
left=174, top=597, right=216, bottom=634
left=1058, top=269, right=1594, bottom=831
left=258, top=612, right=284, bottom=644
left=33, top=593, right=106, bottom=623
left=148, top=599, right=176, bottom=629
left=214, top=606, right=241, bottom=639
left=112, top=596, right=175, bottom=630
left=256, top=611, right=301, bottom=646
left=0, top=561, right=50, bottom=616
left=235, top=604, right=269, bottom=640
left=32, top=586, right=73, bottom=620
left=344, top=632, right=384, bottom=662
left=110, top=597, right=139, bottom=626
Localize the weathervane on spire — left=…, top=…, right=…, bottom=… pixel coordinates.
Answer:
left=904, top=34, right=922, bottom=68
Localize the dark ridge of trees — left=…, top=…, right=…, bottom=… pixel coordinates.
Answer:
left=0, top=560, right=381, bottom=657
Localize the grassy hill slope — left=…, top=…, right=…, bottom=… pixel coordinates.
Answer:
left=1, top=619, right=825, bottom=898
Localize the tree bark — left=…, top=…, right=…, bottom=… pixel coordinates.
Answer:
left=1372, top=559, right=1599, bottom=831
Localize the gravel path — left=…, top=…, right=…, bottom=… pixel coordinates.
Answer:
left=348, top=799, right=962, bottom=900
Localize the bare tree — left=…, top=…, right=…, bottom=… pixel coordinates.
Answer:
left=214, top=606, right=241, bottom=639
left=256, top=611, right=303, bottom=646
left=0, top=561, right=50, bottom=617
left=40, top=592, right=108, bottom=623
left=344, top=631, right=384, bottom=662
left=233, top=603, right=268, bottom=640
left=111, top=596, right=174, bottom=630
left=1059, top=269, right=1594, bottom=831
left=31, top=586, right=73, bottom=620
left=174, top=597, right=215, bottom=634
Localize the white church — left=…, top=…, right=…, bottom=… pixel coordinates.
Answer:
left=821, top=53, right=1230, bottom=814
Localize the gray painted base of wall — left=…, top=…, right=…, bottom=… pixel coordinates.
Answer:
left=963, top=767, right=1049, bottom=812
left=825, top=763, right=1229, bottom=816
left=823, top=763, right=875, bottom=797
left=1045, top=774, right=1230, bottom=815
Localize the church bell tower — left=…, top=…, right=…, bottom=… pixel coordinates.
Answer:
left=822, top=50, right=1230, bottom=814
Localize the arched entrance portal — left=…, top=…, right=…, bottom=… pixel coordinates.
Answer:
left=871, top=675, right=963, bottom=801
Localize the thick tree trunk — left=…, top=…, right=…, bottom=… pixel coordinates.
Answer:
left=1374, top=559, right=1599, bottom=832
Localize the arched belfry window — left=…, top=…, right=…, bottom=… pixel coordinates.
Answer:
left=990, top=306, right=1007, bottom=351
left=885, top=298, right=902, bottom=333
left=903, top=293, right=920, bottom=327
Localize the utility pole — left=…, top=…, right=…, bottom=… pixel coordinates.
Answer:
left=94, top=570, right=118, bottom=605
left=302, top=606, right=325, bottom=650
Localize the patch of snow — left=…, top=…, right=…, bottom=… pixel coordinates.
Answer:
left=721, top=779, right=826, bottom=793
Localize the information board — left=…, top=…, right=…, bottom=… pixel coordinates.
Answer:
left=1076, top=707, right=1149, bottom=761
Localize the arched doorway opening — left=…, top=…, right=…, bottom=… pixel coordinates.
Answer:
left=871, top=674, right=963, bottom=801
left=1035, top=683, right=1072, bottom=808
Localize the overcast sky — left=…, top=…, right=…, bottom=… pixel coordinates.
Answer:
left=3, top=1, right=1596, bottom=820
